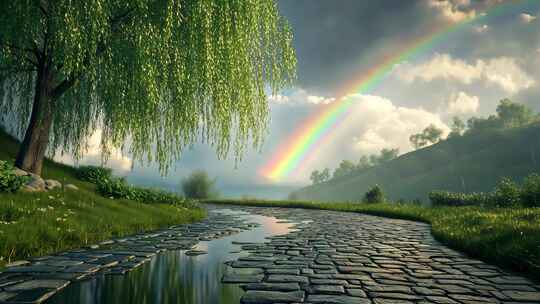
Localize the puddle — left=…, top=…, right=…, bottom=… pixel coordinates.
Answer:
left=46, top=209, right=295, bottom=304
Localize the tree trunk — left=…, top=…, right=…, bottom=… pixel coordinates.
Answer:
left=15, top=61, right=55, bottom=175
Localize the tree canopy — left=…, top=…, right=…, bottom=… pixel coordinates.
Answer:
left=0, top=0, right=296, bottom=174
left=410, top=124, right=444, bottom=149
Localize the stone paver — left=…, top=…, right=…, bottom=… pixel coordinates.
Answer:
left=218, top=205, right=540, bottom=304
left=0, top=209, right=260, bottom=304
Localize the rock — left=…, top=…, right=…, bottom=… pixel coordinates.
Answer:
left=243, top=283, right=301, bottom=292
left=307, top=294, right=372, bottom=304
left=5, top=279, right=69, bottom=292
left=185, top=250, right=207, bottom=256
left=266, top=274, right=309, bottom=284
left=21, top=173, right=46, bottom=192
left=222, top=273, right=264, bottom=283
left=4, top=260, right=30, bottom=268
left=241, top=290, right=305, bottom=304
left=45, top=179, right=62, bottom=190
left=13, top=168, right=29, bottom=177
left=65, top=184, right=79, bottom=191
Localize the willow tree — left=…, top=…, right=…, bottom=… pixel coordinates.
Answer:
left=0, top=0, right=296, bottom=175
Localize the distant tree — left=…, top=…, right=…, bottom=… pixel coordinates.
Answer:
left=181, top=170, right=217, bottom=199
left=423, top=124, right=444, bottom=143
left=333, top=160, right=355, bottom=179
left=466, top=99, right=535, bottom=134
left=0, top=1, right=296, bottom=175
left=320, top=168, right=330, bottom=182
left=467, top=115, right=501, bottom=133
left=448, top=117, right=466, bottom=138
left=364, top=185, right=384, bottom=204
left=310, top=170, right=321, bottom=184
left=496, top=99, right=534, bottom=128
left=357, top=155, right=372, bottom=170
left=378, top=148, right=399, bottom=163
left=310, top=168, right=330, bottom=184
left=410, top=124, right=444, bottom=149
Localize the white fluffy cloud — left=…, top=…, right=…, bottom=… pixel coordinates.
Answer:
left=447, top=91, right=479, bottom=114
left=334, top=94, right=450, bottom=155
left=396, top=53, right=535, bottom=93
left=54, top=129, right=133, bottom=173
left=427, top=0, right=476, bottom=22
left=520, top=13, right=537, bottom=24
left=269, top=89, right=335, bottom=105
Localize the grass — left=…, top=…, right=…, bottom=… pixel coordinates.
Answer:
left=206, top=199, right=540, bottom=281
left=0, top=129, right=206, bottom=267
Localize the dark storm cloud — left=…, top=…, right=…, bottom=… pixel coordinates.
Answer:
left=277, top=0, right=429, bottom=95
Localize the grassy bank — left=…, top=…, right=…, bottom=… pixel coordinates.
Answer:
left=206, top=199, right=540, bottom=281
left=0, top=130, right=205, bottom=267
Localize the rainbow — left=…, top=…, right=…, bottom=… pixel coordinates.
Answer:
left=260, top=0, right=533, bottom=181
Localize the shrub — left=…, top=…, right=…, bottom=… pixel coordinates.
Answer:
left=181, top=170, right=218, bottom=199
left=76, top=165, right=112, bottom=184
left=521, top=173, right=540, bottom=207
left=429, top=191, right=492, bottom=207
left=0, top=160, right=29, bottom=192
left=96, top=177, right=186, bottom=205
left=364, top=185, right=384, bottom=204
left=492, top=177, right=521, bottom=207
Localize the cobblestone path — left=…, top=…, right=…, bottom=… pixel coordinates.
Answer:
left=0, top=209, right=259, bottom=304
left=1, top=205, right=539, bottom=304
left=221, top=205, right=540, bottom=304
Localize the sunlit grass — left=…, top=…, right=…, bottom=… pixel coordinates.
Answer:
left=206, top=199, right=540, bottom=281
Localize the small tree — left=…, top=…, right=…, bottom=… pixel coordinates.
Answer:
left=448, top=117, right=466, bottom=138
left=310, top=170, right=321, bottom=184
left=496, top=99, right=534, bottom=128
left=333, top=160, right=355, bottom=179
left=410, top=124, right=444, bottom=149
left=364, top=185, right=384, bottom=204
left=181, top=170, right=217, bottom=199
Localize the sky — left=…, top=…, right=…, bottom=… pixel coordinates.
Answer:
left=56, top=0, right=540, bottom=199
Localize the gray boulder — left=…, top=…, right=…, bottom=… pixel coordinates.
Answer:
left=45, top=179, right=62, bottom=190
left=65, top=184, right=79, bottom=191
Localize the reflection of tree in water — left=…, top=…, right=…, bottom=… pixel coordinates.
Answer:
left=47, top=214, right=292, bottom=304
left=48, top=251, right=243, bottom=304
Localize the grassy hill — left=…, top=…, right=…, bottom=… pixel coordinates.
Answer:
left=293, top=122, right=540, bottom=203
left=0, top=128, right=205, bottom=267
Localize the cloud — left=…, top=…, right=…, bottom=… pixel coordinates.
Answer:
left=427, top=0, right=476, bottom=22
left=447, top=91, right=479, bottom=114
left=396, top=53, right=535, bottom=93
left=520, top=13, right=537, bottom=24
left=332, top=94, right=450, bottom=155
left=54, top=129, right=133, bottom=173
left=269, top=89, right=335, bottom=105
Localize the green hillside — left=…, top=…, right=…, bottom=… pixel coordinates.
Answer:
left=293, top=122, right=540, bottom=203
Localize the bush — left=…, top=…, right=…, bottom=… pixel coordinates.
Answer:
left=181, top=170, right=218, bottom=199
left=96, top=177, right=186, bottom=205
left=364, top=185, right=384, bottom=204
left=492, top=177, right=521, bottom=207
left=521, top=173, right=540, bottom=207
left=0, top=160, right=29, bottom=192
left=429, top=191, right=492, bottom=207
left=76, top=165, right=112, bottom=184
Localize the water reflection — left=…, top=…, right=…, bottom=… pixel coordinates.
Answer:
left=47, top=210, right=295, bottom=304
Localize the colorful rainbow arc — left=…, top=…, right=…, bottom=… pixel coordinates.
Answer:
left=260, top=1, right=531, bottom=181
